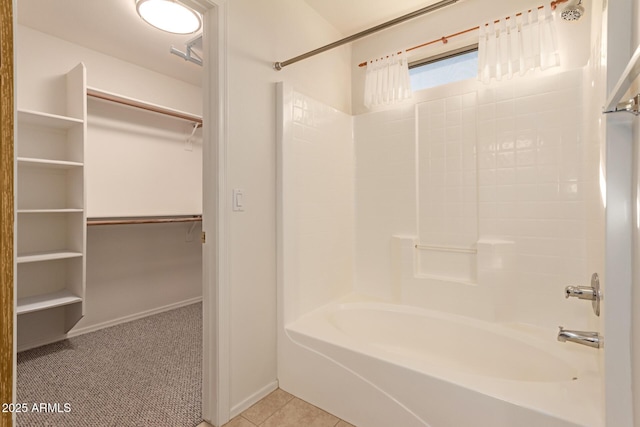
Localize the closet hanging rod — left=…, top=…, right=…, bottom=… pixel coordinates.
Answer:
left=87, top=215, right=202, bottom=226
left=273, top=0, right=461, bottom=71
left=87, top=88, right=203, bottom=126
left=357, top=1, right=564, bottom=68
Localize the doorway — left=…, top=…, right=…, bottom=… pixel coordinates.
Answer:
left=5, top=0, right=229, bottom=425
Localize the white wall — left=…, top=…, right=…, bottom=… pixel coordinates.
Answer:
left=17, top=26, right=201, bottom=116
left=16, top=26, right=202, bottom=349
left=224, top=0, right=351, bottom=412
left=86, top=98, right=203, bottom=218
left=81, top=223, right=202, bottom=330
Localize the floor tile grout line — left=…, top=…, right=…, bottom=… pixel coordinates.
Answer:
left=241, top=389, right=296, bottom=425
left=240, top=415, right=258, bottom=426
left=257, top=397, right=290, bottom=427
left=236, top=389, right=354, bottom=427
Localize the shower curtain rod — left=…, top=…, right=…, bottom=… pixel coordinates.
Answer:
left=357, top=0, right=569, bottom=68
left=273, top=0, right=461, bottom=71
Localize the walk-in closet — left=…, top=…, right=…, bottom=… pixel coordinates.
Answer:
left=14, top=1, right=204, bottom=425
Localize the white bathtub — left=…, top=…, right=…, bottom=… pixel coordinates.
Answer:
left=279, top=300, right=602, bottom=427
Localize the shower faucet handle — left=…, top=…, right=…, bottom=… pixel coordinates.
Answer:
left=564, top=286, right=597, bottom=300
left=564, top=273, right=601, bottom=317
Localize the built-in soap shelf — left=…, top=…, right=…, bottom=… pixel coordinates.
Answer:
left=392, top=236, right=516, bottom=319
left=414, top=242, right=478, bottom=283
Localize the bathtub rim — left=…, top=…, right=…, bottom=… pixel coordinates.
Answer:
left=284, top=295, right=602, bottom=427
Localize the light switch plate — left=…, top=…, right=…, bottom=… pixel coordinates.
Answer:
left=233, top=189, right=245, bottom=212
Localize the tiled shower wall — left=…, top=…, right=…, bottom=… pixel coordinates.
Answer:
left=475, top=69, right=590, bottom=326
left=416, top=93, right=478, bottom=282
left=284, top=89, right=354, bottom=319
left=354, top=68, right=596, bottom=328
left=417, top=93, right=478, bottom=249
left=354, top=105, right=416, bottom=299
left=282, top=69, right=595, bottom=328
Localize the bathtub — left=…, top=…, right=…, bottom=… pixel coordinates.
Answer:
left=278, top=299, right=602, bottom=427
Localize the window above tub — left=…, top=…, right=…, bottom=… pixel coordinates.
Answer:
left=409, top=45, right=478, bottom=91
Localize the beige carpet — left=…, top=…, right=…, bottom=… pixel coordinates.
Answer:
left=16, top=303, right=202, bottom=427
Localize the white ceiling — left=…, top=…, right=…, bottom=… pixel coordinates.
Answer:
left=17, top=0, right=204, bottom=86
left=16, top=0, right=442, bottom=87
left=303, top=0, right=443, bottom=35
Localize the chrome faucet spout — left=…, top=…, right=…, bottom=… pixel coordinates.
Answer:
left=557, top=326, right=602, bottom=349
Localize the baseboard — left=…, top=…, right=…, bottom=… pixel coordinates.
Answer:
left=17, top=297, right=203, bottom=352
left=67, top=297, right=203, bottom=339
left=230, top=380, right=279, bottom=419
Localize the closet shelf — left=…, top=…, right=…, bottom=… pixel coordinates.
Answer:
left=17, top=250, right=83, bottom=264
left=17, top=290, right=82, bottom=315
left=18, top=157, right=84, bottom=169
left=18, top=209, right=84, bottom=214
left=18, top=109, right=84, bottom=129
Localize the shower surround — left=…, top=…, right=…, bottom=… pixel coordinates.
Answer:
left=277, top=67, right=602, bottom=427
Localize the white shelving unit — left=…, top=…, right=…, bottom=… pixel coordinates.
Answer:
left=16, top=63, right=87, bottom=331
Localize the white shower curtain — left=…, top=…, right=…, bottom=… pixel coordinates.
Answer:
left=478, top=5, right=560, bottom=83
left=363, top=51, right=413, bottom=108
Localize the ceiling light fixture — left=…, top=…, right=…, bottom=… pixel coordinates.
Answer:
left=136, top=0, right=202, bottom=34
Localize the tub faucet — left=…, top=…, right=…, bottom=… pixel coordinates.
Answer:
left=557, top=326, right=602, bottom=349
left=564, top=273, right=601, bottom=316
left=565, top=285, right=597, bottom=300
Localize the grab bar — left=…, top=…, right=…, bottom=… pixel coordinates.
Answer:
left=414, top=244, right=477, bottom=254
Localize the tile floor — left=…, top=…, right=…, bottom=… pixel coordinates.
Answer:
left=197, top=388, right=355, bottom=427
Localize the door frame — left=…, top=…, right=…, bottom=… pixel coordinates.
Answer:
left=185, top=0, right=230, bottom=425
left=603, top=0, right=635, bottom=426
left=1, top=0, right=231, bottom=426
left=0, top=0, right=15, bottom=426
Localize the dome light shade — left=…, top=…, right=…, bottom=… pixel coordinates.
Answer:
left=136, top=0, right=201, bottom=34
